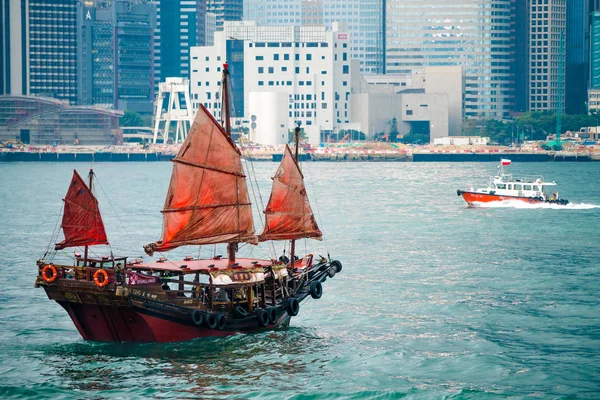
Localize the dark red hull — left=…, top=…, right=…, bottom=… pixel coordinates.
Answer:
left=60, top=301, right=290, bottom=342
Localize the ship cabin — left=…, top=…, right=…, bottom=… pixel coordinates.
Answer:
left=125, top=256, right=289, bottom=316
left=480, top=174, right=558, bottom=200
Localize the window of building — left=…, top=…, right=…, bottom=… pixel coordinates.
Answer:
left=284, top=54, right=289, bottom=60
left=295, top=67, right=300, bottom=73
left=258, top=81, right=264, bottom=86
left=205, top=67, right=209, bottom=72
left=268, top=81, right=274, bottom=86
left=256, top=55, right=264, bottom=60
left=342, top=65, right=349, bottom=74
left=406, top=110, right=413, bottom=115
left=322, top=103, right=327, bottom=109
left=307, top=54, right=312, bottom=61
left=295, top=54, right=300, bottom=61
left=258, top=67, right=264, bottom=73
left=343, top=53, right=347, bottom=61
left=282, top=66, right=287, bottom=72
left=274, top=54, right=279, bottom=60
left=205, top=56, right=209, bottom=61
left=268, top=67, right=274, bottom=73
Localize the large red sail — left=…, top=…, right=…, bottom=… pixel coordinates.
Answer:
left=258, top=145, right=322, bottom=242
left=144, top=105, right=257, bottom=256
left=55, top=170, right=109, bottom=250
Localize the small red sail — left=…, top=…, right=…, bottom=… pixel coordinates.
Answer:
left=55, top=170, right=109, bottom=250
left=144, top=104, right=257, bottom=256
left=259, top=145, right=322, bottom=242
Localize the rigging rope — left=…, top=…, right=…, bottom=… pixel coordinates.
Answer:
left=42, top=201, right=65, bottom=262
left=303, top=161, right=330, bottom=256
left=94, top=174, right=136, bottom=256
left=229, top=74, right=277, bottom=260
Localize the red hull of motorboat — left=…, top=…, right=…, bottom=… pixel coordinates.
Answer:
left=60, top=301, right=289, bottom=343
left=459, top=191, right=542, bottom=207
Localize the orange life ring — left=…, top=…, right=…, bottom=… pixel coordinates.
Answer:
left=42, top=264, right=58, bottom=283
left=93, top=269, right=109, bottom=288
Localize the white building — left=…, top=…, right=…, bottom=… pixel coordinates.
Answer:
left=189, top=21, right=358, bottom=145
left=350, top=66, right=463, bottom=143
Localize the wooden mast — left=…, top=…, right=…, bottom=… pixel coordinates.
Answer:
left=222, top=62, right=236, bottom=264
left=84, top=168, right=93, bottom=267
left=289, top=123, right=301, bottom=268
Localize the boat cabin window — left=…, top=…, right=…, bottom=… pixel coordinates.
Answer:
left=496, top=183, right=506, bottom=189
left=507, top=184, right=512, bottom=190
left=523, top=184, right=532, bottom=190
left=514, top=184, right=522, bottom=190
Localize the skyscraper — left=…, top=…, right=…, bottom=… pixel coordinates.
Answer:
left=528, top=0, right=566, bottom=113
left=207, top=0, right=243, bottom=30
left=243, top=0, right=385, bottom=74
left=154, top=0, right=206, bottom=86
left=565, top=0, right=589, bottom=114
left=1, top=0, right=79, bottom=103
left=79, top=0, right=155, bottom=111
left=385, top=0, right=515, bottom=119
left=589, top=11, right=600, bottom=112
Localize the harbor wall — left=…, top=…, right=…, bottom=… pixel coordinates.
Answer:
left=0, top=150, right=597, bottom=162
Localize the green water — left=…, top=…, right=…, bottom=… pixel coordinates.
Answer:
left=1, top=161, right=599, bottom=399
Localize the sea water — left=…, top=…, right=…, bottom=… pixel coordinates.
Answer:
left=1, top=161, right=599, bottom=399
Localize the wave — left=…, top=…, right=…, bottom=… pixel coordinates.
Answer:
left=470, top=200, right=600, bottom=210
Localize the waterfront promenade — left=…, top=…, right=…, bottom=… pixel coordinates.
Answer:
left=1, top=142, right=599, bottom=162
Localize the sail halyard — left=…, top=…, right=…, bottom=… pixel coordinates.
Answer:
left=144, top=75, right=257, bottom=256
left=258, top=136, right=323, bottom=243
left=55, top=169, right=109, bottom=251
left=221, top=62, right=239, bottom=263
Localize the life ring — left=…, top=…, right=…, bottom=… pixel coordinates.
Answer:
left=93, top=269, right=109, bottom=288
left=42, top=264, right=58, bottom=283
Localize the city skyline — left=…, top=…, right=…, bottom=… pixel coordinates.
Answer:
left=1, top=0, right=597, bottom=129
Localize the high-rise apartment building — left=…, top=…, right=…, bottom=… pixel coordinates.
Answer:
left=243, top=0, right=385, bottom=74
left=1, top=0, right=79, bottom=103
left=528, top=0, right=566, bottom=113
left=385, top=0, right=514, bottom=119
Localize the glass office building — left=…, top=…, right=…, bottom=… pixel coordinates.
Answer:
left=243, top=0, right=385, bottom=74
left=386, top=0, right=514, bottom=119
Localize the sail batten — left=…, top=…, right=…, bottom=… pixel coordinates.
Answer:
left=55, top=170, right=109, bottom=250
left=145, top=104, right=257, bottom=256
left=174, top=158, right=247, bottom=177
left=258, top=145, right=322, bottom=242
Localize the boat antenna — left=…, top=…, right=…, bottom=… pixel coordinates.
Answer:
left=221, top=62, right=238, bottom=264
left=289, top=122, right=302, bottom=268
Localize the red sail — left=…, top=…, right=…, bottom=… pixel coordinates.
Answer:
left=55, top=170, right=109, bottom=250
left=144, top=104, right=257, bottom=255
left=258, top=145, right=322, bottom=242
